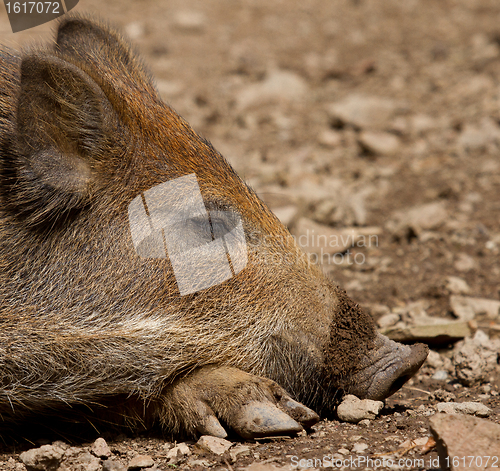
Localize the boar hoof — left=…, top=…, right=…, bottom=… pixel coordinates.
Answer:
left=231, top=401, right=302, bottom=439
left=162, top=366, right=319, bottom=439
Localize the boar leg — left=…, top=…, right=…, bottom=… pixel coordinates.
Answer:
left=157, top=366, right=319, bottom=439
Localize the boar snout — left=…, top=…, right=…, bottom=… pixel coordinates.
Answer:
left=345, top=334, right=429, bottom=401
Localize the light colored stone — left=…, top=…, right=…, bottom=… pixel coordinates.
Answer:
left=173, top=11, right=206, bottom=32
left=124, top=22, right=144, bottom=40
left=410, top=114, right=438, bottom=135
left=336, top=395, right=383, bottom=423
left=186, top=458, right=214, bottom=468
left=65, top=452, right=100, bottom=471
left=102, top=461, right=126, bottom=471
left=387, top=201, right=448, bottom=238
left=359, top=131, right=401, bottom=156
left=457, top=117, right=500, bottom=152
left=432, top=370, right=449, bottom=381
left=446, top=277, right=471, bottom=295
left=318, top=129, right=342, bottom=148
left=426, top=350, right=448, bottom=370
left=351, top=442, right=368, bottom=453
left=166, top=443, right=191, bottom=463
left=127, top=455, right=154, bottom=470
left=400, top=437, right=429, bottom=448
left=430, top=414, right=500, bottom=470
left=229, top=444, right=251, bottom=461
left=382, top=321, right=470, bottom=344
left=436, top=401, right=491, bottom=417
left=237, top=70, right=308, bottom=110
left=452, top=330, right=500, bottom=385
left=91, top=437, right=111, bottom=459
left=20, top=444, right=66, bottom=471
left=195, top=435, right=232, bottom=455
left=327, top=94, right=398, bottom=129
left=454, top=253, right=478, bottom=273
left=376, top=313, right=400, bottom=329
left=393, top=299, right=430, bottom=323
left=450, top=295, right=500, bottom=321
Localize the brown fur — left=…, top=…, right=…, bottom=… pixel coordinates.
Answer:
left=0, top=15, right=381, bottom=438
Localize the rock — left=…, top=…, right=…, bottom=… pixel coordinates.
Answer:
left=410, top=114, right=438, bottom=135
left=237, top=70, right=308, bottom=111
left=195, top=436, right=232, bottom=455
left=173, top=11, right=206, bottom=32
left=336, top=394, right=383, bottom=423
left=351, top=442, right=369, bottom=453
left=382, top=320, right=470, bottom=345
left=20, top=444, right=66, bottom=471
left=430, top=414, right=500, bottom=470
left=432, top=370, right=449, bottom=381
left=431, top=389, right=456, bottom=403
left=124, top=22, right=144, bottom=40
left=387, top=201, right=448, bottom=239
left=102, top=461, right=127, bottom=471
left=127, top=455, right=154, bottom=470
left=62, top=452, right=100, bottom=471
left=400, top=437, right=429, bottom=448
left=318, top=129, right=342, bottom=148
left=445, top=277, right=471, bottom=295
left=436, top=402, right=491, bottom=417
left=425, top=349, right=452, bottom=371
left=310, top=185, right=372, bottom=227
left=454, top=253, right=478, bottom=272
left=450, top=295, right=500, bottom=321
left=358, top=131, right=401, bottom=156
left=187, top=458, right=214, bottom=468
left=376, top=313, right=400, bottom=329
left=393, top=299, right=430, bottom=323
left=166, top=443, right=191, bottom=464
left=326, top=94, right=398, bottom=130
left=229, top=444, right=251, bottom=461
left=363, top=303, right=391, bottom=317
left=457, top=117, right=500, bottom=153
left=452, top=330, right=500, bottom=385
left=91, top=437, right=111, bottom=459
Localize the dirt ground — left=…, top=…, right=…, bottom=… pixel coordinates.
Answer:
left=0, top=0, right=499, bottom=470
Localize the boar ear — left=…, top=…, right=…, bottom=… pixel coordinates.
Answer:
left=55, top=16, right=156, bottom=96
left=6, top=52, right=115, bottom=227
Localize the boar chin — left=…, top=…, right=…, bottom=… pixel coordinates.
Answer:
left=345, top=333, right=429, bottom=401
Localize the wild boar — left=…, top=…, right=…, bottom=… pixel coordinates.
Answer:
left=0, top=15, right=428, bottom=439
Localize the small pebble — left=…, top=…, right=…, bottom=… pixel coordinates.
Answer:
left=128, top=454, right=154, bottom=470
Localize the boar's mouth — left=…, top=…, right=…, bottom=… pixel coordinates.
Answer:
left=319, top=289, right=428, bottom=402
left=344, top=333, right=429, bottom=401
